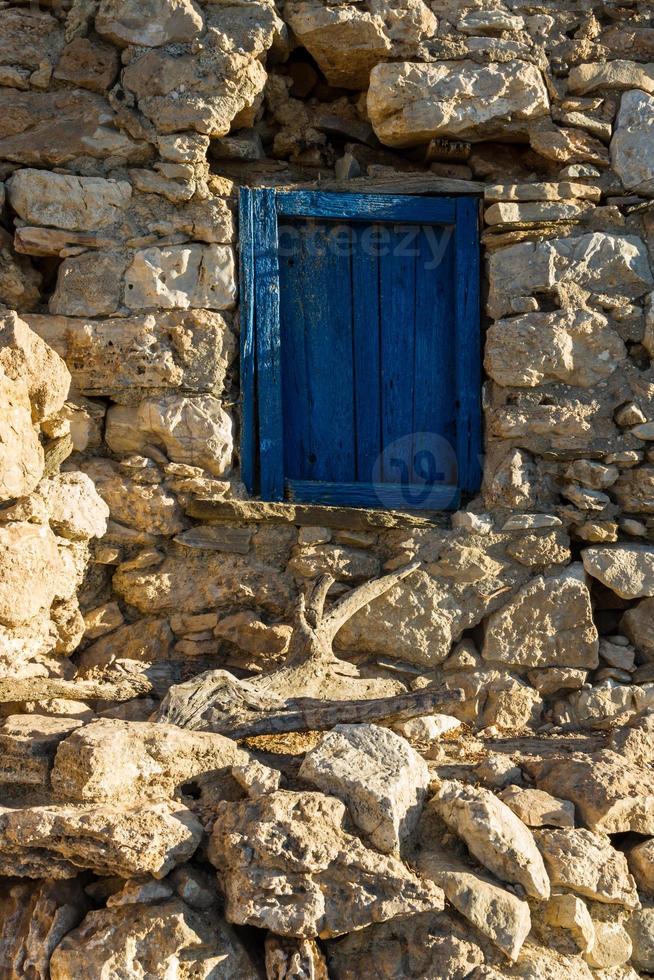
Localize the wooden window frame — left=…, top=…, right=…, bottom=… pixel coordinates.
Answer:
left=239, top=188, right=481, bottom=511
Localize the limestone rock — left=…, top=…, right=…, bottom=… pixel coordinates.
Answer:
left=0, top=367, right=43, bottom=502
left=105, top=395, right=233, bottom=476
left=568, top=60, right=654, bottom=95
left=299, top=723, right=429, bottom=853
left=113, top=551, right=294, bottom=617
left=627, top=838, right=654, bottom=894
left=37, top=473, right=109, bottom=541
left=482, top=566, right=598, bottom=670
left=0, top=801, right=202, bottom=879
left=122, top=2, right=282, bottom=136
left=0, top=311, right=70, bottom=422
left=336, top=566, right=525, bottom=668
left=613, top=466, right=654, bottom=513
left=49, top=251, right=127, bottom=317
left=487, top=232, right=653, bottom=320
left=537, top=749, right=654, bottom=834
left=208, top=790, right=444, bottom=938
left=96, top=0, right=204, bottom=47
left=0, top=522, right=66, bottom=628
left=26, top=309, right=235, bottom=397
left=368, top=60, right=549, bottom=147
left=0, top=714, right=82, bottom=788
left=416, top=844, right=531, bottom=960
left=0, top=878, right=87, bottom=980
left=0, top=89, right=150, bottom=166
left=285, top=1, right=391, bottom=89
left=562, top=684, right=654, bottom=730
left=498, top=787, right=575, bottom=829
left=76, top=618, right=174, bottom=672
left=0, top=229, right=42, bottom=311
left=582, top=545, right=654, bottom=599
left=49, top=899, right=261, bottom=979
left=611, top=90, right=654, bottom=197
left=7, top=169, right=132, bottom=231
left=534, top=828, right=639, bottom=907
left=53, top=37, right=119, bottom=93
left=542, top=893, right=595, bottom=955
left=623, top=599, right=654, bottom=659
left=585, top=920, right=632, bottom=969
left=324, top=911, right=485, bottom=980
left=0, top=9, right=64, bottom=72
left=124, top=244, right=236, bottom=311
left=485, top=310, right=625, bottom=388
left=627, top=904, right=654, bottom=972
left=433, top=780, right=550, bottom=900
left=81, top=458, right=185, bottom=536
left=288, top=544, right=380, bottom=583
left=51, top=718, right=253, bottom=804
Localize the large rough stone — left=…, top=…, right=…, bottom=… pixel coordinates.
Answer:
left=299, top=724, right=429, bottom=853
left=113, top=551, right=294, bottom=617
left=37, top=473, right=109, bottom=542
left=76, top=618, right=174, bottom=672
left=612, top=466, right=654, bottom=513
left=482, top=566, right=598, bottom=670
left=0, top=368, right=43, bottom=502
left=0, top=89, right=150, bottom=166
left=0, top=878, right=87, bottom=980
left=105, top=394, right=233, bottom=476
left=0, top=228, right=42, bottom=311
left=582, top=545, right=654, bottom=599
left=26, top=309, right=235, bottom=397
left=534, top=828, right=640, bottom=907
left=416, top=843, right=531, bottom=961
left=368, top=60, right=549, bottom=147
left=82, top=458, right=185, bottom=536
left=49, top=251, right=127, bottom=317
left=51, top=718, right=253, bottom=804
left=336, top=565, right=525, bottom=668
left=568, top=60, right=654, bottom=95
left=433, top=781, right=550, bottom=900
left=49, top=899, right=261, bottom=980
left=0, top=801, right=202, bottom=879
left=623, top=597, right=654, bottom=659
left=537, top=749, right=654, bottom=834
left=611, top=90, right=654, bottom=197
left=7, top=169, right=132, bottom=231
left=285, top=1, right=391, bottom=89
left=122, top=2, right=282, bottom=135
left=0, top=311, right=70, bottom=422
left=627, top=839, right=654, bottom=895
left=208, top=790, right=444, bottom=938
left=0, top=714, right=82, bottom=788
left=627, top=904, right=654, bottom=972
left=498, top=787, right=575, bottom=829
left=123, top=245, right=236, bottom=311
left=96, top=0, right=204, bottom=47
left=324, top=911, right=485, bottom=979
left=487, top=232, right=653, bottom=319
left=52, top=36, right=120, bottom=93
left=484, top=310, right=625, bottom=388
left=0, top=9, right=64, bottom=72
left=288, top=544, right=380, bottom=583
left=0, top=523, right=66, bottom=628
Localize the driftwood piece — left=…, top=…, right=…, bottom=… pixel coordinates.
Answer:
left=157, top=668, right=464, bottom=739
left=157, top=563, right=464, bottom=738
left=0, top=674, right=153, bottom=704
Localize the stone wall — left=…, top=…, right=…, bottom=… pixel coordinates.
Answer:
left=1, top=0, right=654, bottom=977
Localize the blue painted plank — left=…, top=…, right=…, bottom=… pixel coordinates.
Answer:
left=253, top=188, right=285, bottom=501
left=277, top=191, right=456, bottom=224
left=379, top=225, right=417, bottom=484
left=277, top=220, right=356, bottom=482
left=351, top=223, right=381, bottom=483
left=238, top=188, right=256, bottom=494
left=278, top=218, right=313, bottom=481
left=412, top=223, right=458, bottom=490
left=454, top=197, right=482, bottom=494
left=287, top=480, right=460, bottom=511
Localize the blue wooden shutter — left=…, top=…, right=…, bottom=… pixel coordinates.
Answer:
left=240, top=190, right=481, bottom=510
